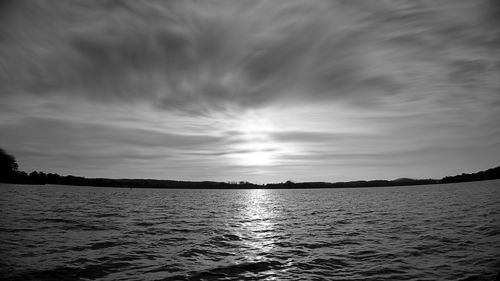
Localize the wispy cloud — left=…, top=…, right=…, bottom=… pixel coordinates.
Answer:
left=3, top=0, right=496, bottom=112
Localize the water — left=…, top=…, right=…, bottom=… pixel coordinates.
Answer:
left=1, top=180, right=499, bottom=281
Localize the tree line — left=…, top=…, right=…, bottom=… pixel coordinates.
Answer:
left=1, top=148, right=499, bottom=189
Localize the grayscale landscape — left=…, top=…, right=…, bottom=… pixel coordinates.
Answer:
left=0, top=0, right=499, bottom=280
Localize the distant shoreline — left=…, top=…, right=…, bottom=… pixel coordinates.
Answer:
left=2, top=148, right=499, bottom=189
left=2, top=166, right=499, bottom=189
left=3, top=178, right=500, bottom=190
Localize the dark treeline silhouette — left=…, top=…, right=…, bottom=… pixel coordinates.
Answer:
left=441, top=166, right=500, bottom=184
left=0, top=148, right=19, bottom=183
left=0, top=148, right=499, bottom=189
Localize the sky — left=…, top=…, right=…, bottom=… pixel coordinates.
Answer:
left=0, top=0, right=499, bottom=183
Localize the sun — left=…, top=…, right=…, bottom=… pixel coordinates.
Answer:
left=230, top=110, right=279, bottom=167
left=239, top=150, right=274, bottom=166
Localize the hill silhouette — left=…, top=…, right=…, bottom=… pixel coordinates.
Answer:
left=0, top=148, right=499, bottom=189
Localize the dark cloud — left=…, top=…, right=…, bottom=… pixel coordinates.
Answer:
left=6, top=0, right=498, bottom=114
left=184, top=148, right=279, bottom=157
left=448, top=60, right=490, bottom=87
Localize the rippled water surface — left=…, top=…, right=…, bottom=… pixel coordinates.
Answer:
left=1, top=180, right=499, bottom=280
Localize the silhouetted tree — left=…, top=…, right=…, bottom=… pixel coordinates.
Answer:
left=440, top=166, right=500, bottom=183
left=0, top=148, right=19, bottom=182
left=29, top=171, right=47, bottom=184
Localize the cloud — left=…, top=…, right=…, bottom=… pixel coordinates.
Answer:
left=0, top=115, right=225, bottom=170
left=270, top=131, right=366, bottom=144
left=2, top=0, right=497, bottom=115
left=1, top=0, right=499, bottom=182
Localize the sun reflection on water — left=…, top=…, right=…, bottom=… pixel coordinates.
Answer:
left=234, top=189, right=280, bottom=262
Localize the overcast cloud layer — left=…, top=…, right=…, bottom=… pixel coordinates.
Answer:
left=1, top=0, right=499, bottom=183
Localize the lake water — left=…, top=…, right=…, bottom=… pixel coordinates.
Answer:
left=1, top=180, right=499, bottom=280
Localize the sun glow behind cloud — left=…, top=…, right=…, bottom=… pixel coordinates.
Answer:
left=232, top=133, right=277, bottom=167
left=225, top=110, right=287, bottom=167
